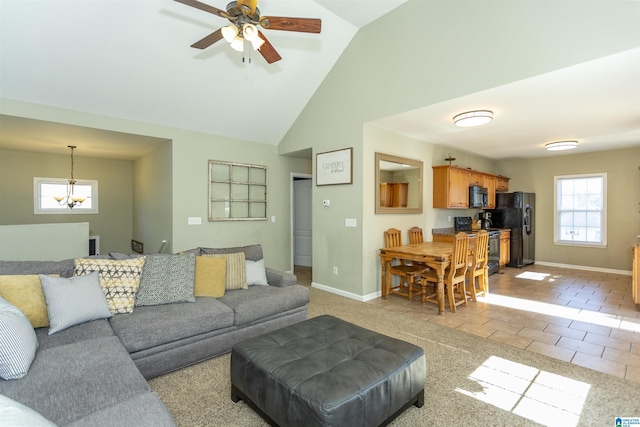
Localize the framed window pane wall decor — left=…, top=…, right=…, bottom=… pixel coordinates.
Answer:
left=208, top=160, right=267, bottom=221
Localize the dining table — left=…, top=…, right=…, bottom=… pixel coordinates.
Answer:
left=379, top=241, right=473, bottom=315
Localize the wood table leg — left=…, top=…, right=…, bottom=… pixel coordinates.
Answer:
left=381, top=257, right=390, bottom=298
left=436, top=266, right=445, bottom=315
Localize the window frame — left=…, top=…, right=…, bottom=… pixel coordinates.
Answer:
left=33, top=177, right=99, bottom=215
left=553, top=173, right=607, bottom=248
left=208, top=160, right=267, bottom=221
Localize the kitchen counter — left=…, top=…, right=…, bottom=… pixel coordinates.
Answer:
left=432, top=227, right=510, bottom=237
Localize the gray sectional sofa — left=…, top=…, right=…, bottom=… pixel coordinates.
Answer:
left=0, top=244, right=309, bottom=426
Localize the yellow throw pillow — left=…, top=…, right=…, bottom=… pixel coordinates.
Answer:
left=202, top=252, right=248, bottom=290
left=0, top=275, right=52, bottom=328
left=74, top=257, right=146, bottom=314
left=194, top=256, right=226, bottom=298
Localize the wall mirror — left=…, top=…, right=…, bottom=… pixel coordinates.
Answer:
left=375, top=152, right=423, bottom=214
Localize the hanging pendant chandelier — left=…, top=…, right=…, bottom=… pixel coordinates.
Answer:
left=53, top=145, right=86, bottom=209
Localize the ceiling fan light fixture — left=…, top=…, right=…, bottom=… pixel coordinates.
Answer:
left=453, top=110, right=493, bottom=127
left=545, top=140, right=578, bottom=151
left=250, top=37, right=265, bottom=50
left=221, top=25, right=239, bottom=43
left=230, top=36, right=244, bottom=52
left=242, top=23, right=258, bottom=41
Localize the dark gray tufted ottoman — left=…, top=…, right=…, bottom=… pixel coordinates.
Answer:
left=230, top=315, right=425, bottom=426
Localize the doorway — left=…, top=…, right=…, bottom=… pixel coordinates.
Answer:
left=291, top=174, right=312, bottom=284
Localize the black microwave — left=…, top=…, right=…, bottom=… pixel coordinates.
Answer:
left=469, top=185, right=488, bottom=208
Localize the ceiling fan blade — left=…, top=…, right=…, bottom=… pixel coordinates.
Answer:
left=174, top=0, right=228, bottom=19
left=257, top=31, right=282, bottom=64
left=259, top=17, right=321, bottom=33
left=191, top=28, right=223, bottom=49
left=237, top=0, right=259, bottom=15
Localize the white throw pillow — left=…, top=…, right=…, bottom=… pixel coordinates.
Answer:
left=40, top=272, right=113, bottom=335
left=0, top=296, right=39, bottom=380
left=245, top=259, right=268, bottom=286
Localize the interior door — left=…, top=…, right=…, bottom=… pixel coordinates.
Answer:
left=293, top=178, right=312, bottom=267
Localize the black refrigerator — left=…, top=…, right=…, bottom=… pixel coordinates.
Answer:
left=491, top=192, right=535, bottom=267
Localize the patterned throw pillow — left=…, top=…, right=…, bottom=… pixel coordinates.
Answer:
left=202, top=252, right=248, bottom=290
left=74, top=257, right=146, bottom=314
left=0, top=296, right=38, bottom=380
left=135, top=254, right=196, bottom=306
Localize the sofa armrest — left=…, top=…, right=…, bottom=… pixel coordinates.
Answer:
left=265, top=267, right=297, bottom=287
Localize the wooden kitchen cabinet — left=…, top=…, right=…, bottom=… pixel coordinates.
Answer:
left=500, top=230, right=511, bottom=267
left=484, top=175, right=496, bottom=209
left=496, top=176, right=510, bottom=192
left=380, top=182, right=408, bottom=208
left=433, top=233, right=476, bottom=248
left=433, top=166, right=469, bottom=208
left=469, top=172, right=484, bottom=186
left=433, top=165, right=510, bottom=209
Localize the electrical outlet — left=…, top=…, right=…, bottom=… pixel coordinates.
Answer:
left=448, top=216, right=452, bottom=223
left=332, top=266, right=338, bottom=275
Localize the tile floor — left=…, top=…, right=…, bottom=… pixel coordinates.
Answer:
left=295, top=264, right=640, bottom=383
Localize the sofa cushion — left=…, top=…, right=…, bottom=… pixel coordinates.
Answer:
left=246, top=259, right=268, bottom=286
left=0, top=296, right=38, bottom=380
left=74, top=257, right=146, bottom=314
left=0, top=394, right=57, bottom=426
left=203, top=252, right=248, bottom=290
left=199, top=243, right=264, bottom=262
left=218, top=284, right=310, bottom=326
left=35, top=318, right=115, bottom=351
left=136, top=254, right=196, bottom=306
left=194, top=256, right=226, bottom=298
left=0, top=259, right=75, bottom=278
left=0, top=336, right=152, bottom=426
left=109, top=297, right=235, bottom=353
left=66, top=392, right=175, bottom=427
left=0, top=274, right=50, bottom=328
left=40, top=272, right=113, bottom=334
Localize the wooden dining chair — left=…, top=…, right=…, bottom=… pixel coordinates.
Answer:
left=467, top=230, right=489, bottom=301
left=408, top=227, right=424, bottom=244
left=383, top=228, right=429, bottom=302
left=422, top=232, right=470, bottom=312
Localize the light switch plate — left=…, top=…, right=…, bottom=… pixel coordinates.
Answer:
left=345, top=218, right=357, bottom=227
left=187, top=217, right=202, bottom=225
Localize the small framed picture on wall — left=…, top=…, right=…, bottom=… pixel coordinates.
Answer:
left=316, top=148, right=353, bottom=186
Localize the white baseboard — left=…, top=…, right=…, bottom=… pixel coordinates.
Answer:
left=311, top=282, right=381, bottom=302
left=534, top=261, right=631, bottom=276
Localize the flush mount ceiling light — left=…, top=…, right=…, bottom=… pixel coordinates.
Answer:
left=545, top=140, right=578, bottom=151
left=453, top=110, right=493, bottom=127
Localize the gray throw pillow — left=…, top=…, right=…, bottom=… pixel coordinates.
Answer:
left=135, top=254, right=196, bottom=306
left=0, top=296, right=39, bottom=380
left=40, top=272, right=113, bottom=335
left=246, top=259, right=268, bottom=286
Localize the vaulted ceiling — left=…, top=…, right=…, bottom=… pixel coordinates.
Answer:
left=1, top=0, right=638, bottom=160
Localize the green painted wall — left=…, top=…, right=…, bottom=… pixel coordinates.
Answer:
left=279, top=0, right=640, bottom=296
left=0, top=148, right=133, bottom=254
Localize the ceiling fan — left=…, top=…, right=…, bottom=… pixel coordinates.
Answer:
left=174, top=0, right=322, bottom=64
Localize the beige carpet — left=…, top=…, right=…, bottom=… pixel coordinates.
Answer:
left=149, top=287, right=640, bottom=426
